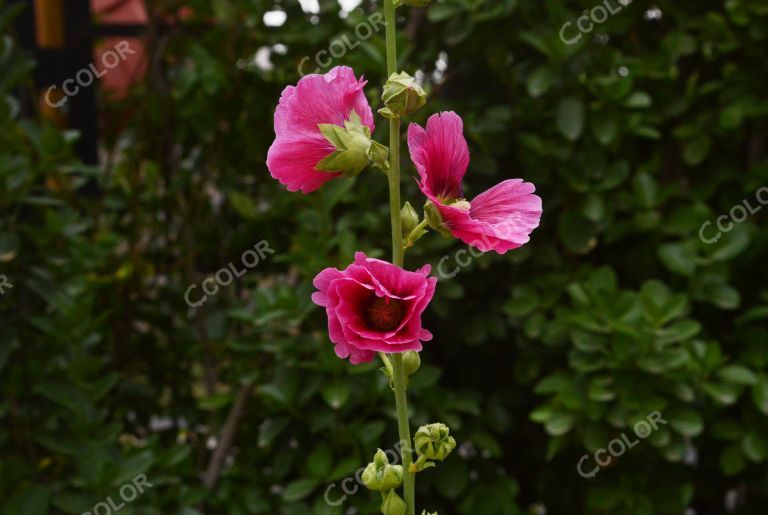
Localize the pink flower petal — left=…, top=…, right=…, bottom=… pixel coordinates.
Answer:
left=408, top=112, right=468, bottom=201
left=430, top=182, right=542, bottom=254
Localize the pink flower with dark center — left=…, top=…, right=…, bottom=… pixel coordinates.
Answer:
left=267, top=66, right=375, bottom=193
left=311, top=252, right=437, bottom=365
left=408, top=112, right=542, bottom=254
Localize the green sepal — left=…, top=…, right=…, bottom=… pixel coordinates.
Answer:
left=378, top=107, right=399, bottom=120
left=409, top=454, right=436, bottom=473
left=316, top=110, right=372, bottom=177
left=424, top=201, right=452, bottom=238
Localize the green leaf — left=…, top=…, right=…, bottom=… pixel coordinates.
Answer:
left=702, top=382, right=740, bottom=405
left=718, top=365, right=758, bottom=385
left=683, top=137, right=711, bottom=166
left=658, top=243, right=697, bottom=276
left=558, top=212, right=597, bottom=254
left=720, top=444, right=746, bottom=475
left=633, top=172, right=658, bottom=209
left=556, top=97, right=585, bottom=141
left=427, top=2, right=464, bottom=22
left=527, top=65, right=554, bottom=98
left=0, top=231, right=18, bottom=262
left=668, top=408, right=703, bottom=437
left=590, top=112, right=618, bottom=145
left=741, top=432, right=766, bottom=462
left=282, top=478, right=319, bottom=503
left=752, top=376, right=768, bottom=415
left=544, top=412, right=575, bottom=436
left=657, top=319, right=701, bottom=344
left=624, top=91, right=652, bottom=108
left=229, top=191, right=260, bottom=220
left=321, top=381, right=350, bottom=409
left=307, top=444, right=333, bottom=478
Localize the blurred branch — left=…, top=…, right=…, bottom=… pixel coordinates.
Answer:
left=203, top=381, right=255, bottom=490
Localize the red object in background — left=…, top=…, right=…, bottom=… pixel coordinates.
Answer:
left=91, top=0, right=147, bottom=97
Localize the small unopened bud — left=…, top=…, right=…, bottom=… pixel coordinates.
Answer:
left=381, top=490, right=407, bottom=515
left=316, top=109, right=372, bottom=177
left=414, top=423, right=456, bottom=462
left=369, top=141, right=390, bottom=173
left=362, top=449, right=404, bottom=492
left=403, top=351, right=421, bottom=377
left=401, top=202, right=419, bottom=237
left=380, top=72, right=426, bottom=118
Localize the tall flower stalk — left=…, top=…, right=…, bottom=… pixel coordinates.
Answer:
left=382, top=1, right=416, bottom=513
left=266, top=1, right=542, bottom=512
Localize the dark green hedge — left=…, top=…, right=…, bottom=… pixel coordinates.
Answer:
left=2, top=0, right=768, bottom=514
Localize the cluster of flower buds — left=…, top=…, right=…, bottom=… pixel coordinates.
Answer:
left=411, top=423, right=457, bottom=472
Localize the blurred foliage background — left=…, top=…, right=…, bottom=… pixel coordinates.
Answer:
left=2, top=0, right=768, bottom=513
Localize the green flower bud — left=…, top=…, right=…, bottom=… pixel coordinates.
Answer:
left=369, top=140, right=390, bottom=173
left=316, top=110, right=372, bottom=177
left=401, top=202, right=419, bottom=237
left=381, top=72, right=426, bottom=118
left=394, top=0, right=432, bottom=7
left=414, top=423, right=456, bottom=462
left=403, top=351, right=421, bottom=377
left=424, top=201, right=452, bottom=238
left=381, top=490, right=407, bottom=515
left=362, top=449, right=404, bottom=492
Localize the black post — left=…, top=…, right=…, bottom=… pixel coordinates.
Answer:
left=16, top=0, right=98, bottom=165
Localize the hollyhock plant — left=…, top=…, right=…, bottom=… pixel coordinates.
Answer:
left=266, top=65, right=375, bottom=193
left=311, top=252, right=437, bottom=365
left=268, top=1, right=540, bottom=512
left=408, top=111, right=542, bottom=254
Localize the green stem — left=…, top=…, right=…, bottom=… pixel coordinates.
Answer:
left=391, top=353, right=415, bottom=515
left=384, top=0, right=403, bottom=269
left=379, top=352, right=394, bottom=380
left=383, top=4, right=414, bottom=512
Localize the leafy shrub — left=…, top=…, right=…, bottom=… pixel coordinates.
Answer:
left=1, top=0, right=768, bottom=514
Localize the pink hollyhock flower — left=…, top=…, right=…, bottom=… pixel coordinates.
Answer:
left=408, top=112, right=542, bottom=254
left=311, top=252, right=437, bottom=365
left=267, top=66, right=375, bottom=193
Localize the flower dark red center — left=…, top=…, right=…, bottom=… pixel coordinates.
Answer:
left=365, top=296, right=405, bottom=331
